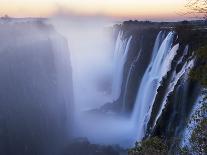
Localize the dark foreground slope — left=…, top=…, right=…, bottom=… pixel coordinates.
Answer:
left=0, top=20, right=73, bottom=155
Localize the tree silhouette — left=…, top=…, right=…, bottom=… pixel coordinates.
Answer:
left=185, top=0, right=207, bottom=19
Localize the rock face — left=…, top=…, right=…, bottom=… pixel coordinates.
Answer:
left=109, top=22, right=161, bottom=113
left=112, top=21, right=207, bottom=145
left=0, top=20, right=73, bottom=155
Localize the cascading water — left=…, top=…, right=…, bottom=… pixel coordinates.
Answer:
left=50, top=18, right=203, bottom=149
left=123, top=48, right=142, bottom=110
left=131, top=31, right=177, bottom=140
left=153, top=46, right=194, bottom=128
left=112, top=31, right=132, bottom=101
left=1, top=17, right=205, bottom=155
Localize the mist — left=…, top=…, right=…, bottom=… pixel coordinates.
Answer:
left=49, top=14, right=137, bottom=147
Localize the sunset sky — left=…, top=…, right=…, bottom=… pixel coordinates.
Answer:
left=0, top=0, right=189, bottom=20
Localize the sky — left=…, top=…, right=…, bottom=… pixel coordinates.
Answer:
left=0, top=0, right=189, bottom=20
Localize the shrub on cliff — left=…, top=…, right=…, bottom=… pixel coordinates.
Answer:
left=190, top=118, right=207, bottom=154
left=190, top=44, right=207, bottom=87
left=128, top=137, right=168, bottom=155
left=180, top=118, right=207, bottom=155
left=180, top=91, right=207, bottom=154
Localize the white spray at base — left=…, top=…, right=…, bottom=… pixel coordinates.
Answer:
left=50, top=19, right=136, bottom=147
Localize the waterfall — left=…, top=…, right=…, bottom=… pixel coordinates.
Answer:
left=181, top=91, right=204, bottom=146
left=123, top=48, right=142, bottom=110
left=131, top=31, right=177, bottom=140
left=153, top=46, right=194, bottom=128
left=50, top=19, right=203, bottom=148
left=112, top=31, right=132, bottom=101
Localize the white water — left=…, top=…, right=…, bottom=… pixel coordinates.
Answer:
left=131, top=31, right=175, bottom=140
left=49, top=18, right=195, bottom=147
left=153, top=46, right=194, bottom=128
left=123, top=48, right=142, bottom=110
left=181, top=86, right=207, bottom=147
left=181, top=92, right=204, bottom=146
left=112, top=31, right=132, bottom=101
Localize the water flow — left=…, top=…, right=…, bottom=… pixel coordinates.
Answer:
left=131, top=31, right=175, bottom=140
left=50, top=18, right=188, bottom=147
left=112, top=31, right=132, bottom=101
left=123, top=48, right=142, bottom=110
left=153, top=45, right=191, bottom=128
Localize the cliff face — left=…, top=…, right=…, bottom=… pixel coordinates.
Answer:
left=150, top=24, right=207, bottom=145
left=114, top=21, right=207, bottom=143
left=0, top=20, right=73, bottom=155
left=113, top=23, right=162, bottom=112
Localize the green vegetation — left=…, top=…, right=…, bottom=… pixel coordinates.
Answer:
left=129, top=35, right=207, bottom=155
left=189, top=118, right=207, bottom=154
left=190, top=64, right=207, bottom=86
left=180, top=42, right=207, bottom=155
left=128, top=137, right=168, bottom=155
left=180, top=89, right=207, bottom=155
left=128, top=123, right=207, bottom=155
left=179, top=119, right=207, bottom=155
left=190, top=45, right=207, bottom=87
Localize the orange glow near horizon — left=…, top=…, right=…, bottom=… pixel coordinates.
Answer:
left=0, top=0, right=189, bottom=20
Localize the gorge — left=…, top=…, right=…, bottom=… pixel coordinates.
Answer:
left=0, top=18, right=206, bottom=155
